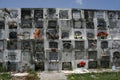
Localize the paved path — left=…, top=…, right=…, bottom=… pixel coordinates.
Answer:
left=40, top=71, right=67, bottom=80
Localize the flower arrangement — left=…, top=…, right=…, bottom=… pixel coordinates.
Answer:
left=79, top=61, right=86, bottom=67
left=97, top=32, right=108, bottom=39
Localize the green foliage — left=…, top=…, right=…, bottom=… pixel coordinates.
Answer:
left=0, top=73, right=11, bottom=80
left=67, top=72, right=120, bottom=80
left=0, top=66, right=7, bottom=72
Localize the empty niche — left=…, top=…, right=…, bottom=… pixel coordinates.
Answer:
left=7, top=40, right=17, bottom=50
left=9, top=31, right=17, bottom=39
left=59, top=10, right=69, bottom=19
left=46, top=29, right=59, bottom=40
left=75, top=51, right=84, bottom=60
left=84, top=10, right=94, bottom=20
left=63, top=41, right=72, bottom=51
left=35, top=41, right=44, bottom=51
left=61, top=30, right=69, bottom=39
left=47, top=8, right=57, bottom=18
left=23, top=31, right=30, bottom=39
left=21, top=40, right=31, bottom=51
left=73, top=20, right=83, bottom=29
left=100, top=60, right=109, bottom=68
left=97, top=19, right=107, bottom=30
left=48, top=20, right=57, bottom=28
left=74, top=31, right=82, bottom=39
left=8, top=21, right=17, bottom=29
left=87, top=32, right=95, bottom=39
left=72, top=9, right=81, bottom=20
left=88, top=40, right=97, bottom=49
left=88, top=51, right=97, bottom=60
left=34, top=52, right=44, bottom=61
left=101, top=41, right=108, bottom=49
left=0, top=40, right=4, bottom=50
left=75, top=41, right=84, bottom=50
left=9, top=10, right=18, bottom=18
left=49, top=52, right=58, bottom=60
left=35, top=20, right=43, bottom=28
left=88, top=61, right=97, bottom=69
left=8, top=52, right=16, bottom=60
left=108, top=11, right=116, bottom=19
left=62, top=62, right=72, bottom=70
left=34, top=9, right=43, bottom=20
left=118, top=11, right=120, bottom=19
left=49, top=41, right=58, bottom=48
left=0, top=20, right=5, bottom=29
left=86, top=21, right=94, bottom=29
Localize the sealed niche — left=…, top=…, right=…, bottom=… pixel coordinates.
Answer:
left=9, top=31, right=17, bottom=39
left=34, top=9, right=43, bottom=20
left=46, top=29, right=59, bottom=40
left=63, top=41, right=72, bottom=51
left=9, top=10, right=18, bottom=18
left=34, top=52, right=44, bottom=61
left=23, top=31, right=30, bottom=39
left=21, top=19, right=32, bottom=28
left=84, top=10, right=94, bottom=20
left=72, top=9, right=81, bottom=20
left=88, top=40, right=97, bottom=49
left=8, top=52, right=16, bottom=60
left=22, top=51, right=31, bottom=62
left=34, top=29, right=44, bottom=40
left=101, top=41, right=108, bottom=49
left=100, top=61, right=109, bottom=68
left=35, top=41, right=44, bottom=51
left=87, top=32, right=94, bottom=39
left=0, top=40, right=4, bottom=50
left=0, top=20, right=5, bottom=29
left=21, top=40, right=31, bottom=51
left=75, top=41, right=84, bottom=50
left=74, top=31, right=82, bottom=39
left=0, top=51, right=3, bottom=61
left=8, top=21, right=17, bottom=29
left=108, top=11, right=116, bottom=19
left=7, top=40, right=17, bottom=50
left=62, top=62, right=72, bottom=70
left=86, top=21, right=94, bottom=29
left=75, top=51, right=84, bottom=60
left=73, top=20, right=83, bottom=28
left=49, top=41, right=58, bottom=48
left=47, top=8, right=56, bottom=18
left=48, top=20, right=57, bottom=28
left=35, top=20, right=43, bottom=28
left=96, top=11, right=104, bottom=19
left=61, top=31, right=69, bottom=39
left=21, top=9, right=31, bottom=19
left=97, top=19, right=106, bottom=30
left=49, top=52, right=58, bottom=60
left=88, top=61, right=97, bottom=69
left=109, top=19, right=117, bottom=29
left=88, top=51, right=97, bottom=60
left=113, top=51, right=120, bottom=67
left=60, top=20, right=71, bottom=29
left=59, top=10, right=69, bottom=19
left=112, top=40, right=120, bottom=49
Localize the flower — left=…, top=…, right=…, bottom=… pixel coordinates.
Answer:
left=97, top=32, right=108, bottom=37
left=79, top=61, right=86, bottom=67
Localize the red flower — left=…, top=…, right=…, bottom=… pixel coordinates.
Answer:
left=51, top=48, right=56, bottom=52
left=79, top=61, right=86, bottom=67
left=97, top=32, right=108, bottom=37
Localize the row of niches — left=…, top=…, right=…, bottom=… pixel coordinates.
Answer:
left=0, top=8, right=120, bottom=20
left=0, top=19, right=120, bottom=30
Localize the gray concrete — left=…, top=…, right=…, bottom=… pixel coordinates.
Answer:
left=40, top=71, right=67, bottom=80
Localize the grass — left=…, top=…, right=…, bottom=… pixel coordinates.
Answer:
left=67, top=72, right=120, bottom=80
left=0, top=73, right=11, bottom=80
